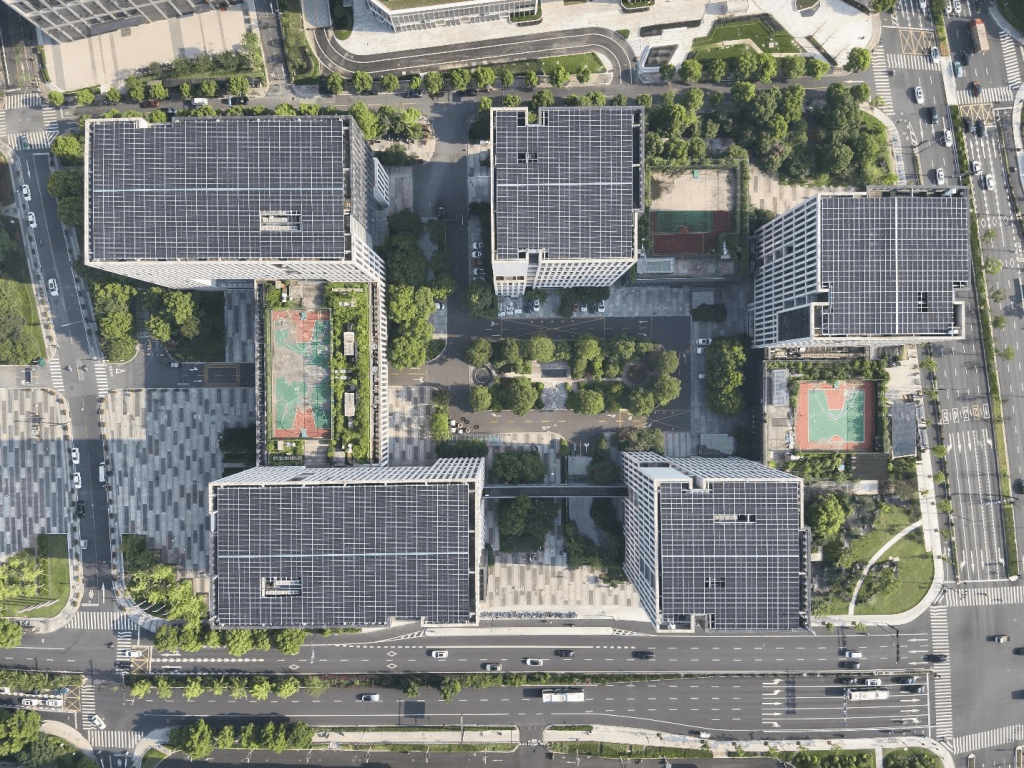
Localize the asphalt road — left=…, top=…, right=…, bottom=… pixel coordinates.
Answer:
left=311, top=28, right=636, bottom=83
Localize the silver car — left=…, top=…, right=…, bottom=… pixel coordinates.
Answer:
left=914, top=86, right=924, bottom=103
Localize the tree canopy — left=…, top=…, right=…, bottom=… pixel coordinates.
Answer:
left=705, top=337, right=746, bottom=416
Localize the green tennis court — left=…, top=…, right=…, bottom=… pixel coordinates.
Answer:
left=653, top=210, right=714, bottom=233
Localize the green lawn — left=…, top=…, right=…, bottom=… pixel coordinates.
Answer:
left=499, top=53, right=605, bottom=76
left=691, top=44, right=755, bottom=62
left=171, top=291, right=225, bottom=362
left=692, top=17, right=800, bottom=54
left=3, top=535, right=71, bottom=619
left=142, top=749, right=168, bottom=768
left=0, top=218, right=46, bottom=364
left=278, top=0, right=320, bottom=84
left=998, top=0, right=1024, bottom=34
left=849, top=502, right=918, bottom=564
left=855, top=530, right=934, bottom=615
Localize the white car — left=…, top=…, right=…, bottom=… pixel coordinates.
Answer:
left=90, top=715, right=106, bottom=730
left=21, top=184, right=30, bottom=201
left=71, top=447, right=80, bottom=465
left=944, top=0, right=951, bottom=11
left=864, top=678, right=883, bottom=686
left=21, top=699, right=42, bottom=707
left=431, top=649, right=448, bottom=659
left=525, top=658, right=543, bottom=666
left=597, top=299, right=606, bottom=313
left=27, top=211, right=36, bottom=229
left=983, top=174, right=994, bottom=190
left=929, top=46, right=939, bottom=63
left=123, top=649, right=143, bottom=658
left=72, top=472, right=82, bottom=489
left=696, top=338, right=712, bottom=346
left=81, top=539, right=88, bottom=550
left=970, top=160, right=981, bottom=174
left=484, top=663, right=503, bottom=672
left=935, top=168, right=945, bottom=184
left=48, top=278, right=58, bottom=297
left=943, top=130, right=952, bottom=147
left=953, top=0, right=960, bottom=12
left=471, top=250, right=483, bottom=259
left=471, top=241, right=483, bottom=250
left=360, top=693, right=381, bottom=702
left=43, top=699, right=62, bottom=708
left=914, top=85, right=924, bottom=103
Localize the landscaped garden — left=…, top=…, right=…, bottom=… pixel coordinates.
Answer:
left=0, top=534, right=71, bottom=620
left=691, top=16, right=800, bottom=54
left=326, top=283, right=373, bottom=463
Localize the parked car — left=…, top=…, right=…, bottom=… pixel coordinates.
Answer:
left=944, top=0, right=951, bottom=12
left=27, top=211, right=37, bottom=229
left=914, top=85, right=924, bottom=103
left=472, top=241, right=483, bottom=250
left=906, top=685, right=926, bottom=694
left=970, top=81, right=981, bottom=97
left=953, top=0, right=960, bottom=12
left=597, top=299, right=606, bottom=313
left=525, top=658, right=543, bottom=666
left=71, top=447, right=80, bottom=465
left=431, top=649, right=448, bottom=659
left=360, top=693, right=381, bottom=702
left=995, top=634, right=1010, bottom=643
left=471, top=250, right=483, bottom=259
left=434, top=301, right=444, bottom=311
left=48, top=278, right=58, bottom=296
left=226, top=96, right=249, bottom=106
left=472, top=259, right=484, bottom=266
left=484, top=664, right=503, bottom=672
left=44, top=699, right=61, bottom=708
left=696, top=338, right=712, bottom=346
left=926, top=653, right=947, bottom=662
left=21, top=184, right=30, bottom=201
left=72, top=472, right=82, bottom=489
left=21, top=699, right=42, bottom=707
left=839, top=660, right=862, bottom=670
left=75, top=500, right=86, bottom=518
left=894, top=676, right=918, bottom=684
left=52, top=688, right=70, bottom=696
left=842, top=649, right=862, bottom=658
left=532, top=298, right=541, bottom=311
left=473, top=268, right=487, bottom=276
left=554, top=649, right=575, bottom=658
left=81, top=539, right=88, bottom=550
left=141, top=99, right=160, bottom=107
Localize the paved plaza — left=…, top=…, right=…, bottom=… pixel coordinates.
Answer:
left=103, top=388, right=255, bottom=576
left=0, top=389, right=71, bottom=555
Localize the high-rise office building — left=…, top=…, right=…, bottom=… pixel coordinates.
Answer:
left=2, top=0, right=219, bottom=43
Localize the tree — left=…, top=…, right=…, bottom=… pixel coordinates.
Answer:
left=525, top=70, right=539, bottom=88
left=325, top=72, right=345, bottom=95
left=424, top=71, right=446, bottom=96
left=497, top=376, right=540, bottom=415
left=274, top=102, right=296, bottom=116
left=650, top=372, right=682, bottom=406
left=654, top=350, right=680, bottom=374
left=994, top=315, right=1007, bottom=329
left=183, top=677, right=204, bottom=701
left=469, top=385, right=492, bottom=412
left=806, top=58, right=830, bottom=79
left=155, top=677, right=173, bottom=699
left=550, top=66, right=570, bottom=87
left=781, top=55, right=805, bottom=81
left=531, top=89, right=554, bottom=109
left=182, top=719, right=214, bottom=760
left=527, top=334, right=555, bottom=363
left=492, top=451, right=546, bottom=483
left=0, top=710, right=41, bottom=757
left=272, top=628, right=307, bottom=654
left=228, top=75, right=249, bottom=96
left=47, top=90, right=65, bottom=107
left=249, top=676, right=272, bottom=701
left=627, top=388, right=656, bottom=418
left=734, top=48, right=758, bottom=80
left=149, top=82, right=169, bottom=100
left=475, top=66, right=496, bottom=89
left=51, top=133, right=85, bottom=164
left=305, top=676, right=330, bottom=698
left=500, top=68, right=515, bottom=88
left=659, top=63, right=676, bottom=82
left=478, top=95, right=493, bottom=113
left=466, top=338, right=492, bottom=368
left=758, top=53, right=778, bottom=82
left=349, top=102, right=378, bottom=140
left=262, top=722, right=288, bottom=753
left=198, top=79, right=217, bottom=98
left=576, top=388, right=605, bottom=415
left=178, top=82, right=192, bottom=100
left=679, top=59, right=702, bottom=83
left=850, top=82, right=871, bottom=102
left=577, top=66, right=591, bottom=84
left=845, top=47, right=871, bottom=73
left=618, top=427, right=665, bottom=453
left=351, top=71, right=374, bottom=94
left=0, top=619, right=22, bottom=649
left=705, top=337, right=746, bottom=416
left=225, top=628, right=255, bottom=656
left=450, top=68, right=472, bottom=91
left=498, top=494, right=531, bottom=536
left=439, top=677, right=461, bottom=702
left=808, top=493, right=847, bottom=542
left=381, top=73, right=400, bottom=92
left=131, top=679, right=152, bottom=698
left=707, top=58, right=727, bottom=82
left=1002, top=346, right=1016, bottom=361
left=610, top=93, right=628, bottom=106
left=216, top=725, right=235, bottom=750
left=731, top=80, right=756, bottom=104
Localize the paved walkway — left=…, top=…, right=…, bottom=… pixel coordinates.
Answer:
left=847, top=520, right=923, bottom=614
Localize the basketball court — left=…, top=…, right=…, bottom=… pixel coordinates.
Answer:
left=796, top=380, right=875, bottom=452
left=271, top=309, right=331, bottom=440
left=651, top=209, right=735, bottom=256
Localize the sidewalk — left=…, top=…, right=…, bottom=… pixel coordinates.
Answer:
left=864, top=104, right=907, bottom=185
left=41, top=720, right=98, bottom=764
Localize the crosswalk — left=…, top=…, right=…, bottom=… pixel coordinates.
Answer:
left=872, top=49, right=894, bottom=114
left=1001, top=33, right=1021, bottom=89
left=88, top=730, right=145, bottom=749
left=79, top=683, right=95, bottom=721
left=3, top=92, right=59, bottom=150
left=115, top=629, right=132, bottom=657
left=930, top=606, right=953, bottom=739
left=47, top=360, right=65, bottom=393
left=942, top=583, right=1024, bottom=606
left=886, top=53, right=941, bottom=71
left=950, top=724, right=1024, bottom=755
left=63, top=611, right=137, bottom=631
left=958, top=84, right=1014, bottom=105
left=94, top=363, right=108, bottom=398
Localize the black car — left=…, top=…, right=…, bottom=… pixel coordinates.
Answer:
left=633, top=650, right=655, bottom=660
left=1013, top=647, right=1024, bottom=655
left=554, top=649, right=574, bottom=658
left=925, top=653, right=947, bottom=662
left=836, top=676, right=857, bottom=685
left=75, top=500, right=86, bottom=517
left=962, top=50, right=972, bottom=66
left=976, top=119, right=988, bottom=138
left=839, top=660, right=862, bottom=670
left=894, top=675, right=918, bottom=684
left=928, top=106, right=939, bottom=124
left=162, top=107, right=177, bottom=116
left=905, top=685, right=926, bottom=694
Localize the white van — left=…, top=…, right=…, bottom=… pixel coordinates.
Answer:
left=98, top=464, right=106, bottom=483
left=191, top=97, right=209, bottom=107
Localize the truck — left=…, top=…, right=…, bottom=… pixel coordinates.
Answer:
left=970, top=18, right=989, bottom=53
left=846, top=687, right=890, bottom=701
left=542, top=687, right=585, bottom=703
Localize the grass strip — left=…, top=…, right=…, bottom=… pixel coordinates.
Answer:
left=951, top=104, right=1018, bottom=577
left=1000, top=0, right=1024, bottom=36
left=691, top=17, right=800, bottom=54
left=141, top=749, right=167, bottom=768
left=548, top=742, right=713, bottom=759
left=278, top=0, right=320, bottom=84
left=496, top=53, right=604, bottom=76
left=327, top=743, right=516, bottom=752
left=323, top=726, right=504, bottom=733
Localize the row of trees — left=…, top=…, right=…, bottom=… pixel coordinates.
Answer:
left=131, top=673, right=313, bottom=702
left=660, top=51, right=830, bottom=87
left=169, top=718, right=314, bottom=759
left=92, top=282, right=138, bottom=363
left=324, top=64, right=595, bottom=99
left=468, top=334, right=673, bottom=381
left=0, top=710, right=89, bottom=768
left=144, top=287, right=203, bottom=346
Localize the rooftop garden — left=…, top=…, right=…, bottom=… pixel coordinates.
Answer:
left=326, top=283, right=373, bottom=463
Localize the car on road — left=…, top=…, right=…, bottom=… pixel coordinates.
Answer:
left=430, top=649, right=448, bottom=659
left=926, top=653, right=948, bottom=662
left=52, top=688, right=70, bottom=696
left=90, top=715, right=106, bottom=730
left=48, top=278, right=58, bottom=296
left=942, top=129, right=953, bottom=147
left=995, top=634, right=1010, bottom=643
left=75, top=500, right=86, bottom=517
left=21, top=699, right=42, bottom=707
left=842, top=649, right=862, bottom=658
left=862, top=678, right=882, bottom=686
left=696, top=338, right=712, bottom=346
left=953, top=61, right=963, bottom=78
left=914, top=86, right=924, bottom=103
left=123, top=649, right=143, bottom=658
left=472, top=241, right=483, bottom=250
left=484, top=664, right=502, bottom=672
left=935, top=168, right=945, bottom=184
left=970, top=81, right=981, bottom=97
left=141, top=99, right=160, bottom=107
left=633, top=650, right=656, bottom=660
left=597, top=299, right=606, bottom=313
left=983, top=174, right=994, bottom=190
left=72, top=472, right=82, bottom=489
left=43, top=699, right=61, bottom=708
left=473, top=268, right=487, bottom=276
left=906, top=685, right=926, bottom=694
left=836, top=676, right=858, bottom=685
left=525, top=658, right=543, bottom=666
left=839, top=660, right=862, bottom=669
left=21, top=184, right=30, bottom=201
left=928, top=107, right=939, bottom=124
left=555, top=649, right=575, bottom=658
left=80, top=539, right=88, bottom=550
left=929, top=46, right=939, bottom=63
left=115, top=662, right=130, bottom=673
left=894, top=676, right=918, bottom=684
left=976, top=119, right=988, bottom=138
left=71, top=447, right=80, bottom=465
left=359, top=693, right=381, bottom=702
left=27, top=211, right=37, bottom=229
left=970, top=160, right=981, bottom=174
left=471, top=250, right=483, bottom=259
left=226, top=96, right=249, bottom=106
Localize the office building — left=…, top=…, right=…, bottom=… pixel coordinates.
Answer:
left=85, top=116, right=389, bottom=289
left=209, top=458, right=486, bottom=628
left=1, top=0, right=221, bottom=43
left=489, top=107, right=644, bottom=297
left=621, top=453, right=808, bottom=631
left=750, top=189, right=970, bottom=348
left=365, top=0, right=537, bottom=32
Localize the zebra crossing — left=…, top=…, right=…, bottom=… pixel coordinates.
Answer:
left=63, top=611, right=136, bottom=631
left=88, top=730, right=145, bottom=749
left=5, top=92, right=43, bottom=109
left=115, top=629, right=132, bottom=656
left=942, top=583, right=1024, bottom=607
left=872, top=49, right=894, bottom=113
left=47, top=360, right=65, bottom=393
left=930, top=606, right=953, bottom=739
left=79, top=683, right=95, bottom=720
left=885, top=53, right=940, bottom=71
left=94, top=363, right=108, bottom=398
left=14, top=131, right=55, bottom=150
left=958, top=85, right=1014, bottom=105
left=1001, top=33, right=1021, bottom=89
left=950, top=724, right=1024, bottom=755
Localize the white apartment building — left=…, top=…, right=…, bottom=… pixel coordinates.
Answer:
left=750, top=188, right=971, bottom=349
left=489, top=107, right=644, bottom=297
left=621, top=453, right=808, bottom=631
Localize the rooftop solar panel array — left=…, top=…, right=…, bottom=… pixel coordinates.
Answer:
left=659, top=478, right=804, bottom=631
left=88, top=118, right=365, bottom=262
left=819, top=196, right=969, bottom=337
left=214, top=482, right=471, bottom=627
left=492, top=107, right=641, bottom=262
